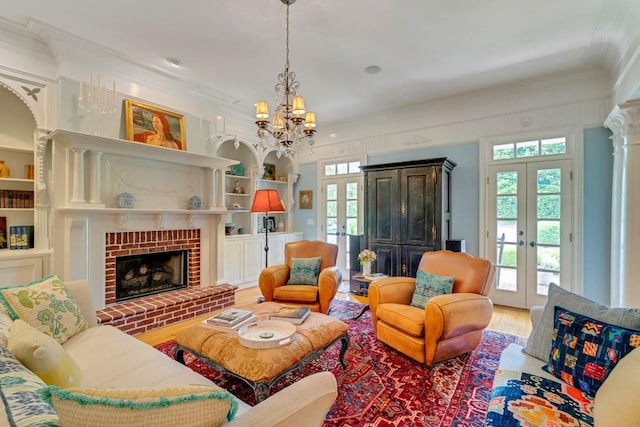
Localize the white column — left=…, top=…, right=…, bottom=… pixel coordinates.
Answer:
left=70, top=148, right=87, bottom=204
left=604, top=100, right=640, bottom=308
left=89, top=151, right=103, bottom=205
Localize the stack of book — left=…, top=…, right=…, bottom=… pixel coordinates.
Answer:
left=203, top=308, right=256, bottom=332
left=269, top=306, right=311, bottom=325
left=9, top=225, right=34, bottom=250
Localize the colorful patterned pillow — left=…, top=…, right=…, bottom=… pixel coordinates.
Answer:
left=486, top=370, right=593, bottom=426
left=0, top=275, right=88, bottom=344
left=43, top=385, right=238, bottom=427
left=543, top=307, right=640, bottom=397
left=410, top=270, right=455, bottom=309
left=0, top=343, right=59, bottom=427
left=287, top=257, right=322, bottom=286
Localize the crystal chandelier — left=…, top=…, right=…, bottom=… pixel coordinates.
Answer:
left=254, top=0, right=316, bottom=159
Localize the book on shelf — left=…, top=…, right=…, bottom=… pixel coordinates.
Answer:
left=269, top=306, right=311, bottom=325
left=201, top=314, right=256, bottom=332
left=0, top=217, right=6, bottom=249
left=205, top=308, right=253, bottom=327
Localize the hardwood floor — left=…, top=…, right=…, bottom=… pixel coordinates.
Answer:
left=136, top=285, right=531, bottom=346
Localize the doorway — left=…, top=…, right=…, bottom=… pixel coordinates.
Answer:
left=486, top=159, right=573, bottom=309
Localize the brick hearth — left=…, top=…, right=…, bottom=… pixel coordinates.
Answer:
left=98, top=229, right=235, bottom=334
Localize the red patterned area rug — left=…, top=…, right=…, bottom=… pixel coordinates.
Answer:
left=154, top=300, right=526, bottom=426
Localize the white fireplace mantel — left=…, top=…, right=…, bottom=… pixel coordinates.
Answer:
left=44, top=130, right=237, bottom=309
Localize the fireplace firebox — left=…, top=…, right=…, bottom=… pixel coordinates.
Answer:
left=115, top=250, right=188, bottom=302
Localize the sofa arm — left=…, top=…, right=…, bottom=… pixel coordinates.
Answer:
left=318, top=266, right=341, bottom=314
left=424, top=292, right=493, bottom=344
left=258, top=265, right=290, bottom=302
left=64, top=279, right=98, bottom=328
left=227, top=372, right=337, bottom=427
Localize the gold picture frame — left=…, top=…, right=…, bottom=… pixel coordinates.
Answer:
left=124, top=100, right=186, bottom=151
left=299, top=190, right=313, bottom=209
left=262, top=163, right=276, bottom=180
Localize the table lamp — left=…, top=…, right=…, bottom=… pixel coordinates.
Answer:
left=250, top=189, right=285, bottom=268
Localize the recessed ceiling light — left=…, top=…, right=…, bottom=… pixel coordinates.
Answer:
left=166, top=57, right=184, bottom=69
left=364, top=65, right=382, bottom=74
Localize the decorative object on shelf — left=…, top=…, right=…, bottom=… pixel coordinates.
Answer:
left=262, top=163, right=276, bottom=180
left=232, top=202, right=243, bottom=210
left=237, top=228, right=246, bottom=235
left=124, top=100, right=186, bottom=151
left=229, top=162, right=244, bottom=176
left=253, top=0, right=317, bottom=159
left=232, top=181, right=245, bottom=194
left=0, top=160, right=10, bottom=178
left=188, top=196, right=203, bottom=210
left=275, top=173, right=287, bottom=182
left=77, top=74, right=117, bottom=116
left=225, top=222, right=236, bottom=235
left=24, top=164, right=34, bottom=180
left=251, top=189, right=286, bottom=268
left=0, top=216, right=6, bottom=249
left=299, top=190, right=312, bottom=209
left=358, top=249, right=377, bottom=276
left=115, top=192, right=136, bottom=209
left=277, top=217, right=285, bottom=232
left=264, top=216, right=276, bottom=233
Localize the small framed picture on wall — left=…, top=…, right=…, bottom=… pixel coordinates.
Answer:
left=299, top=190, right=313, bottom=209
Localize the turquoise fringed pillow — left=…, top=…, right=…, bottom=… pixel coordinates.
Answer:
left=410, top=270, right=455, bottom=309
left=287, top=257, right=322, bottom=285
left=43, top=385, right=238, bottom=427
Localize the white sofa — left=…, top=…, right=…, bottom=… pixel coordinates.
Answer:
left=485, top=284, right=640, bottom=427
left=0, top=279, right=337, bottom=427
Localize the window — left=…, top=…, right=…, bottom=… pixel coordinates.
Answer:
left=324, top=161, right=361, bottom=176
left=492, top=137, right=566, bottom=161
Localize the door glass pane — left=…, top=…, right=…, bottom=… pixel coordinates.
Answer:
left=326, top=184, right=337, bottom=200
left=537, top=169, right=560, bottom=193
left=537, top=271, right=559, bottom=296
left=497, top=243, right=517, bottom=268
left=337, top=163, right=348, bottom=175
left=346, top=182, right=358, bottom=198
left=327, top=234, right=337, bottom=244
left=325, top=165, right=336, bottom=176
left=346, top=218, right=358, bottom=234
left=497, top=171, right=517, bottom=193
left=497, top=196, right=517, bottom=218
left=537, top=220, right=560, bottom=245
left=348, top=162, right=361, bottom=173
left=346, top=200, right=358, bottom=217
left=326, top=201, right=337, bottom=217
left=326, top=217, right=337, bottom=234
left=497, top=220, right=517, bottom=242
left=496, top=266, right=517, bottom=291
left=537, top=246, right=560, bottom=271
left=537, top=195, right=560, bottom=219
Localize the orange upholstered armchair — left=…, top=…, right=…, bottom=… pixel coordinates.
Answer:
left=368, top=250, right=495, bottom=365
left=258, top=240, right=342, bottom=314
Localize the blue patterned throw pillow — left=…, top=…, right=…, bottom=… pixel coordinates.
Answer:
left=410, top=270, right=455, bottom=309
left=287, top=257, right=322, bottom=286
left=543, top=306, right=640, bottom=397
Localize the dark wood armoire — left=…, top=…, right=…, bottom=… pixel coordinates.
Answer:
left=361, top=158, right=456, bottom=277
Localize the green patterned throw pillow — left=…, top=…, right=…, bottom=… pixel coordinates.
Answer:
left=0, top=275, right=88, bottom=344
left=410, top=270, right=455, bottom=309
left=287, top=257, right=322, bottom=286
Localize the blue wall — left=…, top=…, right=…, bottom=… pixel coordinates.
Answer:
left=368, top=143, right=480, bottom=255
left=582, top=126, right=613, bottom=303
left=293, top=163, right=319, bottom=239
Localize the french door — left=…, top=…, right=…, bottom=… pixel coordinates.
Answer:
left=487, top=159, right=572, bottom=309
left=321, top=177, right=363, bottom=279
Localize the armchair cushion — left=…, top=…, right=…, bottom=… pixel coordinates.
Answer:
left=410, top=270, right=455, bottom=309
left=286, top=257, right=322, bottom=285
left=376, top=303, right=424, bottom=337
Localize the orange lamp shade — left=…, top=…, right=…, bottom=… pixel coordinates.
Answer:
left=250, top=189, right=285, bottom=213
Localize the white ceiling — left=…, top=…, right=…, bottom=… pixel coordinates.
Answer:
left=2, top=0, right=640, bottom=134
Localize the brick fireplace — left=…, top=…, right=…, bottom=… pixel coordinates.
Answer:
left=96, top=229, right=235, bottom=335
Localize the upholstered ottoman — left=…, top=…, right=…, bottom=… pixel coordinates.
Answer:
left=175, top=309, right=349, bottom=402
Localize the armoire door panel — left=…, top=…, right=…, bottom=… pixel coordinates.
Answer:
left=369, top=243, right=400, bottom=276
left=366, top=170, right=398, bottom=243
left=402, top=245, right=434, bottom=277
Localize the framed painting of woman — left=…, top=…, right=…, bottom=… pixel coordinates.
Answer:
left=124, top=100, right=186, bottom=151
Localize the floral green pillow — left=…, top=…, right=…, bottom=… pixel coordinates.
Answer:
left=410, top=270, right=455, bottom=309
left=0, top=275, right=88, bottom=344
left=287, top=257, right=322, bottom=286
